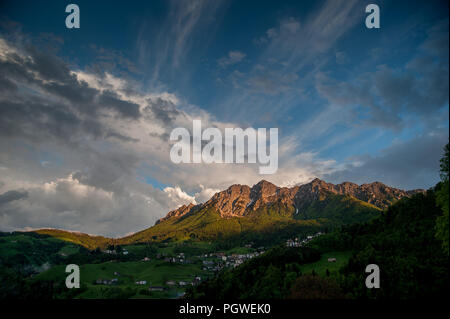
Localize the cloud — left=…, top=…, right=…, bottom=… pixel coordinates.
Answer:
left=216, top=0, right=362, bottom=124
left=254, top=17, right=301, bottom=45
left=324, top=130, right=449, bottom=190
left=246, top=66, right=299, bottom=95
left=0, top=174, right=171, bottom=237
left=194, top=185, right=221, bottom=203
left=0, top=190, right=28, bottom=205
left=315, top=19, right=449, bottom=130
left=218, top=51, right=246, bottom=67
left=136, top=0, right=226, bottom=83
left=163, top=186, right=197, bottom=206
left=0, top=34, right=326, bottom=236
left=335, top=51, right=349, bottom=65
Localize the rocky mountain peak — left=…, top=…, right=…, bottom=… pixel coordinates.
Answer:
left=250, top=180, right=278, bottom=199
left=156, top=178, right=424, bottom=224
left=204, top=184, right=251, bottom=218
left=155, top=203, right=196, bottom=224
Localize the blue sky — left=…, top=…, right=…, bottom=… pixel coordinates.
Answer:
left=0, top=0, right=448, bottom=235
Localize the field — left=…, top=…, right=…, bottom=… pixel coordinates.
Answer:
left=299, top=251, right=351, bottom=277
left=32, top=258, right=213, bottom=299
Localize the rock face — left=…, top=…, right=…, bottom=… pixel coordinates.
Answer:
left=156, top=178, right=424, bottom=223
left=155, top=203, right=199, bottom=224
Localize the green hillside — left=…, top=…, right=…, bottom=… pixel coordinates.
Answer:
left=296, top=193, right=382, bottom=226
left=0, top=232, right=82, bottom=268
left=117, top=197, right=380, bottom=247
left=33, top=229, right=111, bottom=250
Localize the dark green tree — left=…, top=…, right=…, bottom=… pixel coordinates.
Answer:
left=436, top=143, right=449, bottom=255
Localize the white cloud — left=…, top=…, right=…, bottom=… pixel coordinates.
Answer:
left=164, top=186, right=197, bottom=206
left=194, top=185, right=221, bottom=203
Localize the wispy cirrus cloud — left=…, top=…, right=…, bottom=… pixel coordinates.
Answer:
left=137, top=0, right=226, bottom=84
left=218, top=50, right=246, bottom=68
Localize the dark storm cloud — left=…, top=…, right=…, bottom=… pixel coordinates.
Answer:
left=105, top=131, right=140, bottom=143
left=144, top=97, right=181, bottom=126
left=0, top=74, right=17, bottom=92
left=149, top=131, right=170, bottom=141
left=324, top=130, right=449, bottom=190
left=24, top=46, right=73, bottom=83
left=98, top=90, right=141, bottom=119
left=0, top=190, right=28, bottom=205
left=0, top=45, right=140, bottom=117
left=0, top=35, right=189, bottom=149
left=71, top=150, right=141, bottom=194
left=0, top=38, right=145, bottom=145
left=0, top=98, right=85, bottom=142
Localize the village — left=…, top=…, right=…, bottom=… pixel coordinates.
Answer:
left=91, top=233, right=324, bottom=293
left=92, top=248, right=267, bottom=292
left=285, top=231, right=323, bottom=247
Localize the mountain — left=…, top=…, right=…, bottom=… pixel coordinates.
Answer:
left=156, top=178, right=420, bottom=224
left=117, top=179, right=422, bottom=246
left=28, top=178, right=423, bottom=248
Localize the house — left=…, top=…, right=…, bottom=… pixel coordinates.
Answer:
left=328, top=258, right=337, bottom=262
left=179, top=281, right=187, bottom=286
left=166, top=280, right=176, bottom=286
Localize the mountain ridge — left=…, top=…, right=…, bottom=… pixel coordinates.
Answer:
left=156, top=178, right=424, bottom=224
left=27, top=178, right=424, bottom=248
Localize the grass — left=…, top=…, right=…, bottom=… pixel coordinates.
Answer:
left=33, top=229, right=111, bottom=249
left=222, top=246, right=254, bottom=255
left=57, top=244, right=81, bottom=256
left=31, top=258, right=214, bottom=299
left=299, top=251, right=351, bottom=277
left=0, top=232, right=80, bottom=267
